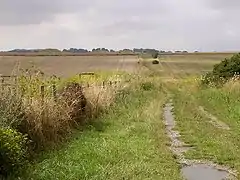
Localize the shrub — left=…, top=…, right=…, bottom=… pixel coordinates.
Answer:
left=0, top=127, right=28, bottom=176
left=202, top=53, right=240, bottom=86
left=212, top=53, right=240, bottom=79
left=152, top=60, right=160, bottom=65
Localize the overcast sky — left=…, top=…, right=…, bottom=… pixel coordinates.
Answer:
left=0, top=0, right=239, bottom=51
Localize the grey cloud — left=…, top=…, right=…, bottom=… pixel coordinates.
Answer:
left=0, top=0, right=94, bottom=25
left=0, top=0, right=240, bottom=51
left=206, top=0, right=240, bottom=10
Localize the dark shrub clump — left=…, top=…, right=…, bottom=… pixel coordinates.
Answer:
left=202, top=53, right=240, bottom=86
left=152, top=60, right=160, bottom=65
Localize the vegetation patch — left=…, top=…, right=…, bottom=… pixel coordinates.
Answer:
left=15, top=78, right=182, bottom=180
left=0, top=127, right=29, bottom=176
left=201, top=53, right=240, bottom=86
left=0, top=67, right=123, bottom=177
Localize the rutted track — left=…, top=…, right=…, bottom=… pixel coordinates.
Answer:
left=163, top=101, right=237, bottom=180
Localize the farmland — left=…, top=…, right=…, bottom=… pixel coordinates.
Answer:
left=1, top=53, right=240, bottom=180
left=0, top=55, right=139, bottom=77
left=142, top=53, right=234, bottom=77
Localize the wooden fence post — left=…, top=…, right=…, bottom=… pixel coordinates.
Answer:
left=1, top=75, right=4, bottom=95
left=52, top=84, right=57, bottom=102
left=40, top=85, right=45, bottom=106
left=14, top=76, right=17, bottom=85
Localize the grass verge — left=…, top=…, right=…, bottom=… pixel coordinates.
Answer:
left=168, top=79, right=240, bottom=178
left=16, top=79, right=182, bottom=180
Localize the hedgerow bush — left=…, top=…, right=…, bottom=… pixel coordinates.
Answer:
left=202, top=53, right=240, bottom=86
left=0, top=127, right=28, bottom=176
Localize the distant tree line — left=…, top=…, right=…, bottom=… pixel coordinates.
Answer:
left=5, top=48, right=190, bottom=54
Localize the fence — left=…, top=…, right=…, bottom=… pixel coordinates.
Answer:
left=0, top=74, right=122, bottom=101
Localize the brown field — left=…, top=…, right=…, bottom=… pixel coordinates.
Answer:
left=0, top=55, right=139, bottom=77
left=143, top=53, right=235, bottom=78
left=0, top=52, right=237, bottom=78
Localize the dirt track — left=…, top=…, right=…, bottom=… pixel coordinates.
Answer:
left=0, top=55, right=139, bottom=77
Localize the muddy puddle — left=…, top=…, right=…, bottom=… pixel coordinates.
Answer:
left=163, top=102, right=236, bottom=180
left=182, top=164, right=228, bottom=180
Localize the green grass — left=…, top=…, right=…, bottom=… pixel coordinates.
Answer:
left=167, top=79, right=240, bottom=178
left=16, top=79, right=182, bottom=180
left=140, top=53, right=240, bottom=178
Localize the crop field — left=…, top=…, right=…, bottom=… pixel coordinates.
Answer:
left=0, top=55, right=139, bottom=77
left=142, top=53, right=234, bottom=78
left=2, top=52, right=240, bottom=180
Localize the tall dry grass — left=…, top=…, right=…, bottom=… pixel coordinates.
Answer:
left=0, top=69, right=125, bottom=150
left=222, top=75, right=240, bottom=93
left=84, top=83, right=121, bottom=118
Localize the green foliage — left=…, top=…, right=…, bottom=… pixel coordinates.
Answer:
left=0, top=96, right=25, bottom=129
left=17, top=80, right=181, bottom=180
left=140, top=82, right=155, bottom=91
left=202, top=53, right=240, bottom=86
left=0, top=127, right=28, bottom=176
left=212, top=53, right=240, bottom=78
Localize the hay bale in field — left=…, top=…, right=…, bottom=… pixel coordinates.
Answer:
left=152, top=60, right=159, bottom=64
left=60, top=82, right=87, bottom=122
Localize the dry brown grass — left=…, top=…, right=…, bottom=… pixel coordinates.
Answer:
left=21, top=97, right=72, bottom=149
left=0, top=70, right=126, bottom=150
left=222, top=76, right=240, bottom=93
left=84, top=83, right=123, bottom=118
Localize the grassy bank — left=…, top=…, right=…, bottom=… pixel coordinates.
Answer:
left=168, top=78, right=240, bottom=178
left=16, top=78, right=182, bottom=180
left=0, top=69, right=126, bottom=177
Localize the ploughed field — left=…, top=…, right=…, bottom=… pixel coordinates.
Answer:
left=0, top=55, right=139, bottom=77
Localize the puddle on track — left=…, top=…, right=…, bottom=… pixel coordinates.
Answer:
left=182, top=164, right=228, bottom=180
left=163, top=102, right=236, bottom=180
